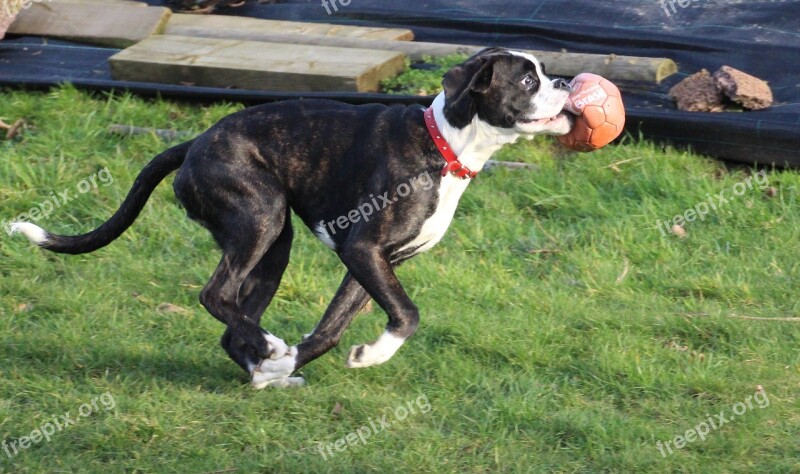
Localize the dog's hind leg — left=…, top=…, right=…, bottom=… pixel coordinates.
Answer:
left=197, top=194, right=301, bottom=388
left=221, top=212, right=293, bottom=374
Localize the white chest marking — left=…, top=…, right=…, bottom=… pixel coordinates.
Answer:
left=313, top=223, right=337, bottom=250
left=400, top=175, right=470, bottom=255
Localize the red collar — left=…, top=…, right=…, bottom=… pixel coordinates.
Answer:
left=424, top=108, right=478, bottom=180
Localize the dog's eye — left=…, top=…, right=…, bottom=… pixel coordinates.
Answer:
left=521, top=74, right=536, bottom=86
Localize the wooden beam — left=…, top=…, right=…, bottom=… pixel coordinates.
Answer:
left=7, top=2, right=171, bottom=48
left=0, top=9, right=14, bottom=41
left=163, top=22, right=675, bottom=83
left=166, top=13, right=414, bottom=42
left=57, top=0, right=147, bottom=5
left=109, top=35, right=407, bottom=92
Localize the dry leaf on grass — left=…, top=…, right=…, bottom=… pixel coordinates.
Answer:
left=157, top=303, right=191, bottom=315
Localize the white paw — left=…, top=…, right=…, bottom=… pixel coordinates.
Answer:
left=251, top=346, right=301, bottom=389
left=346, top=331, right=406, bottom=368
left=254, top=376, right=305, bottom=389
left=264, top=333, right=289, bottom=359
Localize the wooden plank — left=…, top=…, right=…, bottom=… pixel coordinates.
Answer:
left=164, top=16, right=673, bottom=83
left=109, top=35, right=407, bottom=92
left=371, top=41, right=676, bottom=84
left=166, top=13, right=414, bottom=42
left=7, top=2, right=171, bottom=48
left=58, top=0, right=147, bottom=5
left=0, top=10, right=14, bottom=41
left=173, top=30, right=674, bottom=84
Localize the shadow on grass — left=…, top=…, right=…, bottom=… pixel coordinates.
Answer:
left=1, top=335, right=250, bottom=392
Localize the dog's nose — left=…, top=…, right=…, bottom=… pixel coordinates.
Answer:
left=554, top=78, right=571, bottom=91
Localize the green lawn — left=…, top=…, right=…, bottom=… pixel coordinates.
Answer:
left=1, top=85, right=798, bottom=473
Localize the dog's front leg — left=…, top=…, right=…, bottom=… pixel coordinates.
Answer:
left=338, top=244, right=420, bottom=368
left=294, top=272, right=371, bottom=369
left=252, top=272, right=371, bottom=389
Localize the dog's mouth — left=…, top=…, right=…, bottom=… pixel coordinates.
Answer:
left=519, top=111, right=569, bottom=125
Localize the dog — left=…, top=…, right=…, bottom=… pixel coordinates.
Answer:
left=11, top=47, right=573, bottom=389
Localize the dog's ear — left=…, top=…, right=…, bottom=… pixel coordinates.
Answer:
left=442, top=52, right=503, bottom=129
left=474, top=47, right=510, bottom=58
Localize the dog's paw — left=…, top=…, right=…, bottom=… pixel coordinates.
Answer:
left=345, top=331, right=405, bottom=369
left=253, top=376, right=305, bottom=389
left=251, top=346, right=302, bottom=389
left=264, top=333, right=289, bottom=360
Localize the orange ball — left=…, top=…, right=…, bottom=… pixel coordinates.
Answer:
left=557, top=73, right=626, bottom=152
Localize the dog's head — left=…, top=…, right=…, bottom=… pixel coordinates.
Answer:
left=442, top=47, right=572, bottom=136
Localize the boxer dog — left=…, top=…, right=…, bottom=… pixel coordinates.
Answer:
left=12, top=48, right=573, bottom=388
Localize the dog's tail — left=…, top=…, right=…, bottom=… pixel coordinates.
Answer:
left=11, top=140, right=193, bottom=255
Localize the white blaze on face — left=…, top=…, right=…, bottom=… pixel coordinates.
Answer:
left=509, top=50, right=570, bottom=121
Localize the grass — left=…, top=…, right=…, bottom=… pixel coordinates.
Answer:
left=381, top=55, right=468, bottom=96
left=0, top=81, right=799, bottom=473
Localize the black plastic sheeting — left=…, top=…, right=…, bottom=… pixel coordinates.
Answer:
left=1, top=0, right=798, bottom=166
